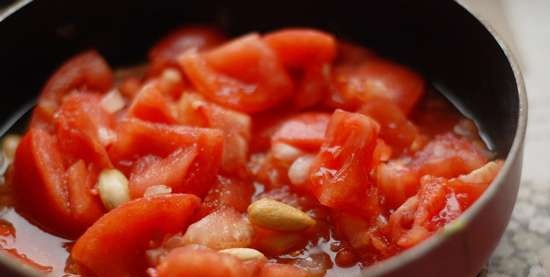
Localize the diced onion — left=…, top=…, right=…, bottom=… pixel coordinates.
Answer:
left=288, top=155, right=315, bottom=186
left=144, top=185, right=172, bottom=198
left=272, top=143, right=303, bottom=162
left=100, top=89, right=126, bottom=114
left=2, top=134, right=21, bottom=161
left=97, top=169, right=130, bottom=210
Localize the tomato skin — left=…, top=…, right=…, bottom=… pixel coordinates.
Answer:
left=331, top=59, right=424, bottom=114
left=180, top=34, right=294, bottom=113
left=272, top=112, right=331, bottom=151
left=72, top=194, right=201, bottom=277
left=149, top=26, right=226, bottom=76
left=156, top=244, right=263, bottom=277
left=308, top=110, right=380, bottom=213
left=109, top=119, right=224, bottom=197
left=264, top=28, right=336, bottom=68
left=31, top=50, right=113, bottom=129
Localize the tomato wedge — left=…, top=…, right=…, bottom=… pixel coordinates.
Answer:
left=149, top=26, right=226, bottom=76
left=31, top=50, right=113, bottom=129
left=180, top=34, right=294, bottom=113
left=308, top=110, right=380, bottom=214
left=72, top=194, right=201, bottom=277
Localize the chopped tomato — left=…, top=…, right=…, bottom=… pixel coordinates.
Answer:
left=308, top=110, right=380, bottom=214
left=109, top=119, right=224, bottom=197
left=149, top=26, right=226, bottom=76
left=331, top=59, right=424, bottom=114
left=182, top=207, right=253, bottom=250
left=376, top=161, right=419, bottom=209
left=448, top=160, right=503, bottom=209
left=31, top=50, right=113, bottom=129
left=264, top=29, right=335, bottom=110
left=259, top=263, right=311, bottom=277
left=180, top=34, right=294, bottom=113
left=272, top=112, right=331, bottom=151
left=13, top=128, right=104, bottom=237
left=264, top=29, right=336, bottom=68
left=127, top=82, right=178, bottom=124
left=199, top=175, right=254, bottom=217
left=71, top=194, right=201, bottom=277
left=156, top=244, right=263, bottom=277
left=178, top=93, right=251, bottom=175
left=291, top=65, right=330, bottom=110
left=55, top=92, right=114, bottom=168
left=335, top=41, right=377, bottom=65
left=129, top=146, right=198, bottom=198
left=411, top=133, right=489, bottom=178
left=358, top=99, right=420, bottom=153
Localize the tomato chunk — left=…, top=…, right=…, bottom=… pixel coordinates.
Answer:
left=127, top=82, right=177, bottom=124
left=411, top=133, right=488, bottom=178
left=31, top=50, right=113, bottom=129
left=12, top=128, right=104, bottom=237
left=109, top=119, right=223, bottom=197
left=149, top=26, right=226, bottom=75
left=358, top=99, right=419, bottom=152
left=272, top=113, right=331, bottom=151
left=259, top=263, right=311, bottom=277
left=178, top=93, right=251, bottom=175
left=156, top=244, right=263, bottom=277
left=331, top=59, right=424, bottom=114
left=199, top=175, right=254, bottom=217
left=264, top=28, right=336, bottom=68
left=72, top=194, right=201, bottom=277
left=129, top=146, right=198, bottom=198
left=180, top=34, right=294, bottom=113
left=55, top=92, right=114, bottom=168
left=182, top=207, right=253, bottom=250
left=308, top=110, right=380, bottom=213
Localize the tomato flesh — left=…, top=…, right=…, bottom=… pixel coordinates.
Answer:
left=31, top=50, right=113, bottom=129
left=72, top=194, right=200, bottom=277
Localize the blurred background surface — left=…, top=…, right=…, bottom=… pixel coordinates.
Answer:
left=459, top=1, right=550, bottom=276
